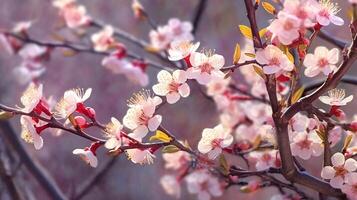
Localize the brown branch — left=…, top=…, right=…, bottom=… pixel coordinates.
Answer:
left=191, top=0, right=208, bottom=35
left=73, top=157, right=117, bottom=200
left=0, top=121, right=67, bottom=200
left=6, top=33, right=173, bottom=71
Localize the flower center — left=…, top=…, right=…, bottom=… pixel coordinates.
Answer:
left=139, top=112, right=150, bottom=125
left=262, top=153, right=272, bottom=163
left=269, top=57, right=280, bottom=66
left=318, top=58, right=329, bottom=68
left=168, top=82, right=180, bottom=92
left=200, top=63, right=214, bottom=74
left=283, top=21, right=294, bottom=30
left=297, top=138, right=312, bottom=149
left=211, top=138, right=223, bottom=148
left=334, top=166, right=347, bottom=177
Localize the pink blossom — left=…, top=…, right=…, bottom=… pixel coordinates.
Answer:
left=168, top=40, right=200, bottom=61
left=267, top=12, right=300, bottom=45
left=123, top=91, right=162, bottom=139
left=282, top=0, right=317, bottom=28
left=249, top=150, right=281, bottom=170
left=20, top=116, right=44, bottom=150
left=256, top=45, right=294, bottom=74
left=197, top=124, right=233, bottom=159
left=185, top=170, right=223, bottom=200
left=126, top=149, right=156, bottom=164
left=321, top=152, right=357, bottom=188
left=167, top=18, right=193, bottom=42
left=290, top=131, right=323, bottom=160
left=149, top=25, right=173, bottom=50
left=303, top=46, right=339, bottom=77
left=61, top=4, right=91, bottom=29
left=315, top=0, right=344, bottom=26
left=188, top=51, right=225, bottom=85
left=160, top=175, right=181, bottom=198
left=72, top=147, right=98, bottom=168
left=162, top=150, right=190, bottom=170
left=152, top=70, right=190, bottom=104
left=319, top=88, right=353, bottom=106
left=341, top=173, right=357, bottom=200
left=91, top=25, right=115, bottom=52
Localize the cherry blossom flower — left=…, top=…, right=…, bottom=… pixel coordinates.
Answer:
left=20, top=83, right=43, bottom=113
left=267, top=12, right=300, bottom=45
left=282, top=0, right=317, bottom=28
left=321, top=152, right=357, bottom=188
left=149, top=25, right=173, bottom=50
left=126, top=149, right=156, bottom=164
left=249, top=150, right=281, bottom=171
left=303, top=46, right=339, bottom=77
left=197, top=124, right=233, bottom=159
left=290, top=131, right=323, bottom=160
left=13, top=61, right=46, bottom=85
left=167, top=18, right=193, bottom=42
left=160, top=175, right=181, bottom=198
left=61, top=4, right=91, bottom=29
left=350, top=0, right=357, bottom=4
left=55, top=88, right=92, bottom=118
left=91, top=25, right=115, bottom=52
left=20, top=116, right=44, bottom=150
left=72, top=148, right=98, bottom=168
left=168, top=40, right=200, bottom=61
left=152, top=70, right=190, bottom=104
left=256, top=45, right=294, bottom=74
left=18, top=43, right=48, bottom=61
left=188, top=51, right=225, bottom=85
left=206, top=78, right=230, bottom=97
left=319, top=88, right=353, bottom=106
left=341, top=173, right=357, bottom=200
left=12, top=21, right=33, bottom=33
left=162, top=150, right=190, bottom=170
left=104, top=117, right=125, bottom=149
left=102, top=54, right=149, bottom=87
left=185, top=170, right=222, bottom=200
left=123, top=91, right=162, bottom=139
left=315, top=0, right=344, bottom=26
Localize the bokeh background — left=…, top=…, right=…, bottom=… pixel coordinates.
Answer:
left=0, top=0, right=355, bottom=199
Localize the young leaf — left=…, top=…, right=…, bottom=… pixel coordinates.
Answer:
left=149, top=130, right=172, bottom=142
left=245, top=53, right=256, bottom=58
left=262, top=2, right=276, bottom=15
left=162, top=145, right=180, bottom=153
left=62, top=50, right=78, bottom=57
left=233, top=43, right=241, bottom=65
left=0, top=111, right=14, bottom=120
left=291, top=87, right=304, bottom=104
left=342, top=134, right=353, bottom=153
left=284, top=47, right=294, bottom=63
left=238, top=25, right=253, bottom=39
left=259, top=28, right=268, bottom=38
left=253, top=65, right=266, bottom=80
left=219, top=154, right=229, bottom=175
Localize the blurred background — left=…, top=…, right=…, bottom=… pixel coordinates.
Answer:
left=0, top=0, right=355, bottom=199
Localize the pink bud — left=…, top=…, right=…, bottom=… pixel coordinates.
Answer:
left=350, top=121, right=357, bottom=132
left=86, top=107, right=96, bottom=119
left=74, top=116, right=86, bottom=127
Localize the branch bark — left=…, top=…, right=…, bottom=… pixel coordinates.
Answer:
left=0, top=121, right=67, bottom=200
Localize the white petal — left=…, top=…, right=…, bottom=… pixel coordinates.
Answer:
left=345, top=158, right=357, bottom=172
left=327, top=48, right=340, bottom=64
left=148, top=115, right=162, bottom=131
left=190, top=52, right=207, bottom=67
left=208, top=54, right=225, bottom=69
left=132, top=125, right=149, bottom=138
left=330, top=176, right=344, bottom=189
left=172, top=70, right=187, bottom=83
left=152, top=83, right=169, bottom=96
left=33, top=135, right=44, bottom=150
left=263, top=65, right=280, bottom=74
left=166, top=92, right=180, bottom=104
left=330, top=15, right=344, bottom=26
left=321, top=166, right=336, bottom=179
left=178, top=83, right=190, bottom=97
left=331, top=152, right=345, bottom=167
left=157, top=70, right=172, bottom=83
left=82, top=88, right=92, bottom=102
